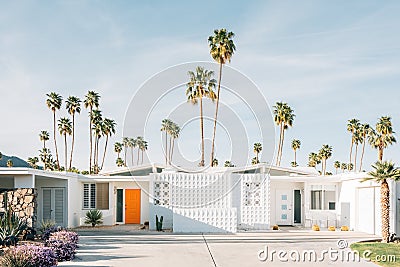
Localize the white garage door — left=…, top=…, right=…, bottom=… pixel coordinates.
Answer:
left=356, top=187, right=380, bottom=235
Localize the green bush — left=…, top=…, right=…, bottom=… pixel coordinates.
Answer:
left=0, top=208, right=27, bottom=246
left=84, top=209, right=103, bottom=227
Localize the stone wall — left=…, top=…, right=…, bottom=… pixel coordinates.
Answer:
left=0, top=188, right=37, bottom=227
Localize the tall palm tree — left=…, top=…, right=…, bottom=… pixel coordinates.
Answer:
left=84, top=91, right=100, bottom=173
left=139, top=140, right=148, bottom=164
left=334, top=161, right=341, bottom=174
left=253, top=143, right=262, bottom=164
left=318, top=144, right=333, bottom=175
left=161, top=119, right=173, bottom=165
left=135, top=136, right=145, bottom=165
left=46, top=92, right=63, bottom=170
left=58, top=117, right=72, bottom=171
left=27, top=157, right=39, bottom=169
left=90, top=109, right=103, bottom=173
left=66, top=96, right=81, bottom=170
left=347, top=118, right=360, bottom=166
left=359, top=123, right=371, bottom=172
left=368, top=116, right=396, bottom=161
left=273, top=102, right=295, bottom=166
left=128, top=137, right=135, bottom=166
left=169, top=123, right=180, bottom=164
left=208, top=28, right=236, bottom=166
left=100, top=118, right=116, bottom=171
left=308, top=152, right=321, bottom=168
left=291, top=139, right=301, bottom=166
left=341, top=162, right=347, bottom=173
left=364, top=161, right=400, bottom=242
left=39, top=130, right=50, bottom=149
left=186, top=66, right=217, bottom=167
left=39, top=148, right=52, bottom=170
left=122, top=137, right=130, bottom=167
left=352, top=129, right=362, bottom=172
left=114, top=142, right=123, bottom=158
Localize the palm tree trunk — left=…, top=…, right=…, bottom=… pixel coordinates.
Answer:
left=124, top=146, right=127, bottom=167
left=354, top=144, right=358, bottom=172
left=276, top=124, right=283, bottom=166
left=278, top=127, right=286, bottom=166
left=381, top=179, right=390, bottom=243
left=131, top=147, right=134, bottom=166
left=168, top=136, right=173, bottom=165
left=69, top=114, right=75, bottom=170
left=53, top=111, right=60, bottom=170
left=322, top=159, right=326, bottom=175
left=141, top=150, right=144, bottom=164
left=43, top=140, right=46, bottom=149
left=165, top=132, right=168, bottom=165
left=211, top=62, right=223, bottom=166
left=93, top=135, right=98, bottom=173
left=137, top=148, right=140, bottom=165
left=200, top=97, right=205, bottom=167
left=349, top=139, right=353, bottom=166
left=256, top=151, right=259, bottom=163
left=64, top=134, right=67, bottom=171
left=359, top=139, right=366, bottom=172
left=100, top=135, right=109, bottom=170
left=379, top=147, right=384, bottom=161
left=170, top=138, right=175, bottom=164
left=89, top=107, right=93, bottom=173
left=294, top=149, right=297, bottom=164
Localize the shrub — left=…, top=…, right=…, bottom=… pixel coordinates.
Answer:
left=272, top=225, right=279, bottom=230
left=84, top=209, right=103, bottom=227
left=328, top=226, right=336, bottom=231
left=0, top=244, right=58, bottom=267
left=0, top=208, right=27, bottom=246
left=341, top=225, right=349, bottom=231
left=312, top=224, right=320, bottom=231
left=41, top=225, right=64, bottom=241
left=45, top=230, right=78, bottom=261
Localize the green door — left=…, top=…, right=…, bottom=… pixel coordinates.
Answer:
left=116, top=189, right=123, bottom=222
left=294, top=190, right=301, bottom=224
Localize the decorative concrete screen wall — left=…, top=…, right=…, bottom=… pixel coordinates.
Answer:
left=149, top=172, right=270, bottom=233
left=0, top=188, right=37, bottom=227
left=239, top=174, right=270, bottom=230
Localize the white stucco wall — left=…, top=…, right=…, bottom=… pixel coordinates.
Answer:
left=14, top=174, right=34, bottom=188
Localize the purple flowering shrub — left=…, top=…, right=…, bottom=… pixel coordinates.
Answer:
left=41, top=226, right=64, bottom=241
left=0, top=244, right=58, bottom=267
left=45, top=230, right=79, bottom=261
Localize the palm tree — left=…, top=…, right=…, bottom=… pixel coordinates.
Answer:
left=100, top=118, right=116, bottom=170
left=208, top=29, right=236, bottom=166
left=91, top=109, right=103, bottom=173
left=273, top=102, right=295, bottom=166
left=251, top=157, right=259, bottom=165
left=116, top=157, right=125, bottom=167
left=253, top=143, right=262, bottom=164
left=347, top=163, right=354, bottom=171
left=128, top=137, right=135, bottom=166
left=359, top=123, right=371, bottom=172
left=139, top=140, right=148, bottom=164
left=6, top=159, right=13, bottom=167
left=308, top=152, right=321, bottom=168
left=368, top=116, right=396, bottom=161
left=58, top=117, right=72, bottom=171
left=39, top=148, right=52, bottom=170
left=334, top=161, right=341, bottom=174
left=122, top=137, right=130, bottom=167
left=169, top=123, right=180, bottom=164
left=352, top=129, right=362, bottom=172
left=347, top=118, right=360, bottom=166
left=212, top=158, right=219, bottom=167
left=291, top=139, right=301, bottom=166
left=66, top=96, right=81, bottom=170
left=318, top=144, right=333, bottom=175
left=27, top=157, right=39, bottom=169
left=114, top=142, right=123, bottom=158
left=84, top=91, right=100, bottom=173
left=186, top=66, right=217, bottom=167
left=341, top=162, right=347, bottom=173
left=161, top=119, right=174, bottom=165
left=39, top=130, right=50, bottom=149
left=364, top=161, right=400, bottom=242
left=46, top=92, right=63, bottom=170
left=290, top=161, right=298, bottom=167
left=135, top=136, right=145, bottom=165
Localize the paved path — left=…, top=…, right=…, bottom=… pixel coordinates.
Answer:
left=59, top=230, right=379, bottom=267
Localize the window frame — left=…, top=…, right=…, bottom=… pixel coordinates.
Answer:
left=310, top=184, right=337, bottom=211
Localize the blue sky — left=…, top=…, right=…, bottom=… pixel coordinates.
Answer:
left=0, top=1, right=399, bottom=172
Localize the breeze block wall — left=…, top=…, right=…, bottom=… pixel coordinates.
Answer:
left=0, top=188, right=37, bottom=227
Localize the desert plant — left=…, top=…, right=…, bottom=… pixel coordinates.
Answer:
left=1, top=244, right=58, bottom=267
left=312, top=225, right=320, bottom=231
left=156, top=215, right=163, bottom=231
left=39, top=219, right=56, bottom=233
left=45, top=230, right=78, bottom=261
left=272, top=225, right=279, bottom=230
left=84, top=209, right=103, bottom=227
left=0, top=208, right=27, bottom=246
left=341, top=225, right=349, bottom=231
left=328, top=226, right=336, bottom=231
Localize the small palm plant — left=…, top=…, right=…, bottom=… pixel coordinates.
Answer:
left=84, top=209, right=103, bottom=227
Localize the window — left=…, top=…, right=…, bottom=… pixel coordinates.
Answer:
left=83, top=183, right=109, bottom=210
left=310, top=185, right=336, bottom=210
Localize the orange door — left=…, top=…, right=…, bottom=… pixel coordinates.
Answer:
left=125, top=189, right=141, bottom=224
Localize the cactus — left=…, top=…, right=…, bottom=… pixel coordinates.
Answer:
left=156, top=215, right=164, bottom=231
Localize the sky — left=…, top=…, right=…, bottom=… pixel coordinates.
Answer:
left=0, top=0, right=400, bottom=172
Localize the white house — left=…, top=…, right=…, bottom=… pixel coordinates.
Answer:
left=0, top=164, right=398, bottom=236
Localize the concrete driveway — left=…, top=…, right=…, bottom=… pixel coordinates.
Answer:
left=59, top=229, right=379, bottom=267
